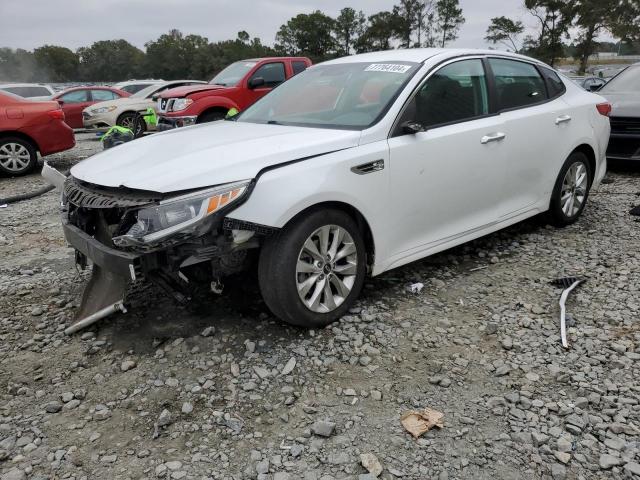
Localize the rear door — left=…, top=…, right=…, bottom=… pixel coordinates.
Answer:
left=387, top=58, right=508, bottom=258
left=487, top=57, right=570, bottom=216
left=60, top=89, right=92, bottom=128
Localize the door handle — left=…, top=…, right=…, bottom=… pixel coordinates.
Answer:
left=555, top=115, right=572, bottom=125
left=480, top=132, right=506, bottom=144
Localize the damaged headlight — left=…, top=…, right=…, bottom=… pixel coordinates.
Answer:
left=90, top=105, right=118, bottom=114
left=113, top=181, right=250, bottom=246
left=170, top=98, right=193, bottom=112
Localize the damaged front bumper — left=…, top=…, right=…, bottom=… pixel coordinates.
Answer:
left=157, top=115, right=197, bottom=131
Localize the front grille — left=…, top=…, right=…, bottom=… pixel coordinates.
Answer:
left=610, top=116, right=640, bottom=135
left=64, top=177, right=161, bottom=209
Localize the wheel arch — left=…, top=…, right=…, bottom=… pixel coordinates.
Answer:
left=0, top=131, right=40, bottom=153
left=570, top=143, right=596, bottom=186
left=197, top=106, right=231, bottom=123
left=282, top=201, right=376, bottom=270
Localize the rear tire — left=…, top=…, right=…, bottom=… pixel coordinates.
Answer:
left=258, top=209, right=366, bottom=328
left=548, top=151, right=592, bottom=227
left=198, top=111, right=227, bottom=123
left=0, top=137, right=38, bottom=176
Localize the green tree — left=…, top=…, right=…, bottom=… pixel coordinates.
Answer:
left=275, top=11, right=336, bottom=59
left=77, top=40, right=144, bottom=81
left=145, top=30, right=210, bottom=79
left=524, top=0, right=573, bottom=66
left=485, top=16, right=525, bottom=52
left=33, top=45, right=78, bottom=82
left=355, top=12, right=396, bottom=53
left=0, top=48, right=37, bottom=82
left=333, top=7, right=367, bottom=56
left=391, top=0, right=422, bottom=48
left=415, top=1, right=437, bottom=47
left=435, top=0, right=465, bottom=47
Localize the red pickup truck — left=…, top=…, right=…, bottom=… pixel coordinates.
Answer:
left=156, top=57, right=312, bottom=130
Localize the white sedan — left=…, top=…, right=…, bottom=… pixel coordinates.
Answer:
left=59, top=49, right=610, bottom=328
left=81, top=80, right=205, bottom=134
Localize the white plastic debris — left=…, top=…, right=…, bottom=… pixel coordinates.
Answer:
left=410, top=283, right=424, bottom=294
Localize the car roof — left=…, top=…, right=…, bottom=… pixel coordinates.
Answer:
left=0, top=83, right=53, bottom=88
left=322, top=48, right=548, bottom=67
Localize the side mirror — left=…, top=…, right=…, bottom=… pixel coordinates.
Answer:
left=57, top=99, right=64, bottom=106
left=401, top=121, right=424, bottom=134
left=248, top=77, right=265, bottom=89
left=588, top=84, right=600, bottom=92
left=151, top=95, right=159, bottom=101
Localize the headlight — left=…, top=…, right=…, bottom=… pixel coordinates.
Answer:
left=91, top=105, right=117, bottom=114
left=170, top=98, right=193, bottom=112
left=113, top=181, right=250, bottom=246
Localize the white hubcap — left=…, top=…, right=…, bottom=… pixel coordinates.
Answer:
left=561, top=162, right=588, bottom=217
left=0, top=143, right=31, bottom=172
left=296, top=225, right=358, bottom=313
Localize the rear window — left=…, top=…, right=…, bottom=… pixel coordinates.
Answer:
left=540, top=67, right=566, bottom=98
left=292, top=61, right=308, bottom=75
left=2, top=86, right=51, bottom=98
left=489, top=58, right=548, bottom=111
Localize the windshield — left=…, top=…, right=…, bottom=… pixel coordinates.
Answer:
left=131, top=83, right=163, bottom=99
left=237, top=61, right=420, bottom=130
left=210, top=61, right=257, bottom=87
left=600, top=65, right=640, bottom=93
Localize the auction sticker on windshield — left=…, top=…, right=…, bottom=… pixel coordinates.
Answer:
left=364, top=64, right=412, bottom=73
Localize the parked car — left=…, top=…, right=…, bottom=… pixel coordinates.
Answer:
left=597, top=63, right=640, bottom=162
left=56, top=49, right=610, bottom=328
left=52, top=86, right=131, bottom=129
left=82, top=80, right=206, bottom=134
left=156, top=57, right=311, bottom=130
left=570, top=76, right=607, bottom=91
left=0, top=91, right=74, bottom=176
left=0, top=83, right=55, bottom=101
left=111, top=79, right=163, bottom=95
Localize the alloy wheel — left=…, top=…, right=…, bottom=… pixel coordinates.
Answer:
left=560, top=161, right=588, bottom=217
left=296, top=225, right=358, bottom=313
left=0, top=143, right=31, bottom=173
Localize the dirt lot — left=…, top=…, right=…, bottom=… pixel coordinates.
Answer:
left=1, top=135, right=639, bottom=480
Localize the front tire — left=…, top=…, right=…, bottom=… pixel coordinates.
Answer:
left=117, top=112, right=146, bottom=136
left=0, top=137, right=38, bottom=176
left=198, top=111, right=226, bottom=123
left=548, top=152, right=592, bottom=227
left=258, top=209, right=366, bottom=328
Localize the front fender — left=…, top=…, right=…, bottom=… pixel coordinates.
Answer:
left=227, top=141, right=393, bottom=270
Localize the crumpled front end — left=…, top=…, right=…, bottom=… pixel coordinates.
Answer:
left=61, top=176, right=271, bottom=322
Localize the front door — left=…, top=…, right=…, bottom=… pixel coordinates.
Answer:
left=245, top=62, right=286, bottom=106
left=387, top=58, right=507, bottom=260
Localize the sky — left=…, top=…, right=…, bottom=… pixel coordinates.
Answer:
left=0, top=0, right=541, bottom=52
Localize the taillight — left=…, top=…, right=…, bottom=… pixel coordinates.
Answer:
left=47, top=109, right=65, bottom=121
left=596, top=102, right=612, bottom=117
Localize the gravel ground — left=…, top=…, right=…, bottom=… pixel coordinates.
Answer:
left=1, top=135, right=640, bottom=480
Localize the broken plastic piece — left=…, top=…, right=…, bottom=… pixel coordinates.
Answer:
left=401, top=407, right=444, bottom=438
left=551, top=277, right=586, bottom=349
left=409, top=282, right=424, bottom=294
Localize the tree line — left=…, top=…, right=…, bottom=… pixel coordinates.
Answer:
left=1, top=0, right=639, bottom=83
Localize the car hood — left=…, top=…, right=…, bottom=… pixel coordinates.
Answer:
left=71, top=121, right=362, bottom=193
left=159, top=84, right=228, bottom=99
left=84, top=97, right=151, bottom=112
left=599, top=92, right=640, bottom=117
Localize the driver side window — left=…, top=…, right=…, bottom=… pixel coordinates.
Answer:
left=397, top=59, right=489, bottom=134
left=250, top=62, right=286, bottom=88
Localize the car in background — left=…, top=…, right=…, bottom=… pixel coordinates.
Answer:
left=0, top=91, right=74, bottom=176
left=156, top=57, right=311, bottom=129
left=60, top=49, right=610, bottom=328
left=0, top=83, right=55, bottom=101
left=570, top=76, right=607, bottom=91
left=82, top=80, right=206, bottom=135
left=112, top=79, right=163, bottom=95
left=52, top=86, right=131, bottom=129
left=597, top=63, right=640, bottom=162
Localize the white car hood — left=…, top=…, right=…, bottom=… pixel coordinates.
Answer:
left=85, top=97, right=151, bottom=112
left=71, top=121, right=362, bottom=193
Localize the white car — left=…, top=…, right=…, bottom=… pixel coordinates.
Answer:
left=56, top=49, right=610, bottom=328
left=0, top=83, right=55, bottom=101
left=82, top=80, right=205, bottom=134
left=112, top=79, right=164, bottom=95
